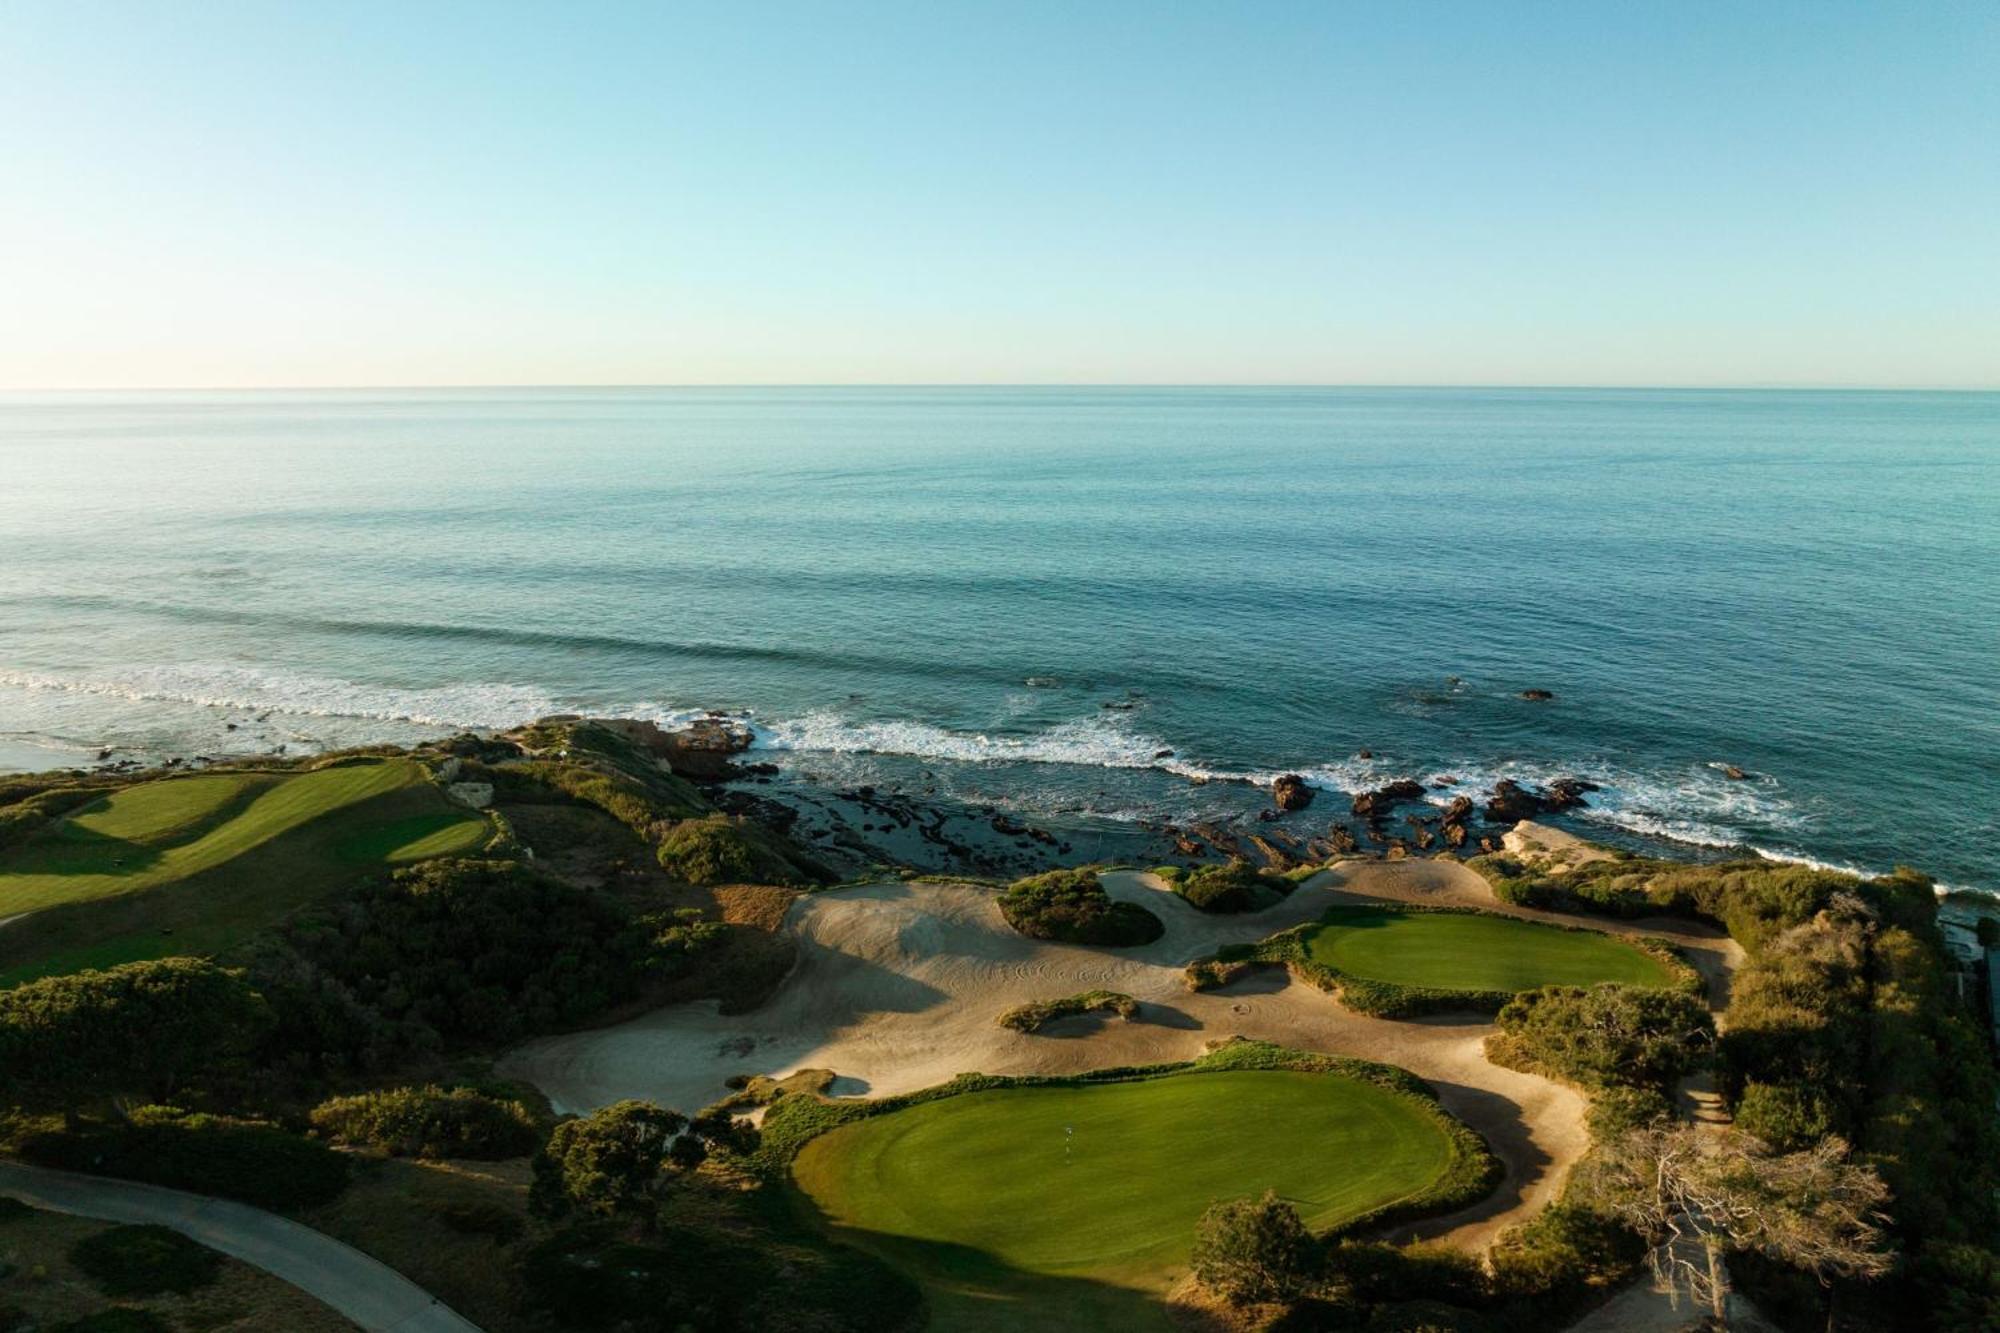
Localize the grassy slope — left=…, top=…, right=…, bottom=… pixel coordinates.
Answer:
left=0, top=759, right=490, bottom=984
left=1304, top=904, right=1673, bottom=992
left=791, top=1069, right=1455, bottom=1331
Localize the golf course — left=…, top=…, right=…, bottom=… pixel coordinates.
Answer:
left=786, top=1049, right=1490, bottom=1330
left=1302, top=903, right=1676, bottom=994
left=0, top=757, right=492, bottom=983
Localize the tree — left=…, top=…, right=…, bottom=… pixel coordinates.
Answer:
left=531, top=1100, right=688, bottom=1227
left=1595, top=1123, right=1892, bottom=1321
left=0, top=958, right=271, bottom=1115
left=1190, top=1190, right=1317, bottom=1304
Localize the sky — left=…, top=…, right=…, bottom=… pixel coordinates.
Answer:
left=1, top=1, right=1996, bottom=389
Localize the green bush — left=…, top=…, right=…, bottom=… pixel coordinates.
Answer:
left=655, top=815, right=831, bottom=887
left=1732, top=1081, right=1837, bottom=1152
left=309, top=1085, right=542, bottom=1159
left=1487, top=985, right=1713, bottom=1091
left=254, top=857, right=667, bottom=1068
left=0, top=958, right=271, bottom=1111
left=1584, top=1085, right=1673, bottom=1140
left=18, top=1106, right=348, bottom=1210
left=997, top=868, right=1164, bottom=946
left=68, top=1225, right=220, bottom=1297
left=1191, top=1190, right=1316, bottom=1303
left=1175, top=860, right=1291, bottom=914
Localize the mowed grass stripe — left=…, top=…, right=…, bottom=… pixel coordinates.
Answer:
left=1305, top=905, right=1672, bottom=992
left=0, top=760, right=427, bottom=915
left=792, top=1070, right=1455, bottom=1282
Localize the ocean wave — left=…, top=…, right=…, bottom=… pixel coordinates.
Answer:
left=0, top=666, right=557, bottom=730
left=751, top=710, right=1186, bottom=771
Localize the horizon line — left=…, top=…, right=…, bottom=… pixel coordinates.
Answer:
left=3, top=381, right=1998, bottom=395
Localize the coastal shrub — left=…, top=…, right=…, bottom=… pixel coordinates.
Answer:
left=309, top=1085, right=542, bottom=1159
left=0, top=958, right=272, bottom=1112
left=1486, top=985, right=1714, bottom=1091
left=1732, top=1081, right=1837, bottom=1152
left=1191, top=1191, right=1316, bottom=1303
left=996, top=990, right=1139, bottom=1033
left=252, top=857, right=663, bottom=1069
left=18, top=1106, right=348, bottom=1210
left=997, top=868, right=1164, bottom=946
left=68, top=1225, right=221, bottom=1297
left=1175, top=859, right=1291, bottom=914
left=655, top=815, right=831, bottom=887
left=1584, top=1085, right=1673, bottom=1140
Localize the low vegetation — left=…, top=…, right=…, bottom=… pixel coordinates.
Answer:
left=309, top=1085, right=543, bottom=1160
left=996, top=867, right=1164, bottom=946
left=16, top=1105, right=350, bottom=1211
left=1486, top=984, right=1716, bottom=1091
left=654, top=814, right=831, bottom=887
left=996, top=989, right=1139, bottom=1032
left=1161, top=859, right=1294, bottom=913
left=68, top=1225, right=221, bottom=1298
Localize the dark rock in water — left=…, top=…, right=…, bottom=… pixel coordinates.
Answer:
left=1439, top=795, right=1474, bottom=826
left=96, top=748, right=113, bottom=760
left=1356, top=749, right=1373, bottom=760
left=1721, top=764, right=1748, bottom=781
left=1326, top=825, right=1359, bottom=855
left=1485, top=779, right=1545, bottom=823
left=1153, top=748, right=1175, bottom=760
left=1410, top=823, right=1435, bottom=850
left=1519, top=688, right=1555, bottom=701
left=1544, top=778, right=1598, bottom=811
left=1272, top=774, right=1315, bottom=812
left=1444, top=822, right=1469, bottom=848
left=1255, top=807, right=1282, bottom=823
left=1351, top=780, right=1425, bottom=818
left=742, top=761, right=780, bottom=776
left=1431, top=774, right=1459, bottom=787
left=1101, top=700, right=1138, bottom=711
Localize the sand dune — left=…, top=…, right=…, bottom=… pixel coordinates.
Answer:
left=500, top=857, right=1738, bottom=1249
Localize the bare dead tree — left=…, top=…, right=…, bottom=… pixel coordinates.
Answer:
left=1595, top=1123, right=1894, bottom=1321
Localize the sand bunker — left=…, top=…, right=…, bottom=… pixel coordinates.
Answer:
left=500, top=857, right=1737, bottom=1248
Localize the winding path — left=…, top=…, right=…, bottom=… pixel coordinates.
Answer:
left=0, top=1161, right=482, bottom=1333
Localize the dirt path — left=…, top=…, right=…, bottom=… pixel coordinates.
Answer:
left=0, top=1161, right=480, bottom=1333
left=504, top=857, right=1740, bottom=1252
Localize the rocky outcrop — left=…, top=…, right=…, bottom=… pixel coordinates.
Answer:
left=658, top=715, right=755, bottom=781
left=1484, top=777, right=1600, bottom=823
left=1272, top=774, right=1315, bottom=813
left=1439, top=795, right=1474, bottom=827
left=1351, top=779, right=1426, bottom=818
left=1485, top=779, right=1544, bottom=823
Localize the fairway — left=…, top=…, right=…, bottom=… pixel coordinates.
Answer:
left=792, top=1069, right=1455, bottom=1302
left=1304, top=905, right=1672, bottom=992
left=0, top=759, right=492, bottom=984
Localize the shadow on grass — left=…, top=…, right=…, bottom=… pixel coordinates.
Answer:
left=792, top=1191, right=1174, bottom=1332
left=6, top=823, right=162, bottom=877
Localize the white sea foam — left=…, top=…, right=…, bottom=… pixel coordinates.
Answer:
left=751, top=709, right=1183, bottom=771
left=0, top=666, right=557, bottom=730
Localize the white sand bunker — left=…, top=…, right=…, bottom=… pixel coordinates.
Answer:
left=500, top=858, right=1737, bottom=1247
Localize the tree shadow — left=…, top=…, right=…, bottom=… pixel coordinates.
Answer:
left=787, top=1186, right=1172, bottom=1331
left=1379, top=1077, right=1545, bottom=1243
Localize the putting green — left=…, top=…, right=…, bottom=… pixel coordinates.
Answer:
left=792, top=1069, right=1454, bottom=1287
left=1305, top=905, right=1672, bottom=992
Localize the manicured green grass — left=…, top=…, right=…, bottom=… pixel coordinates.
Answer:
left=1304, top=905, right=1673, bottom=993
left=0, top=759, right=492, bottom=985
left=791, top=1069, right=1456, bottom=1328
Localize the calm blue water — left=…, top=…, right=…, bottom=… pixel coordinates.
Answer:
left=1, top=388, right=1995, bottom=890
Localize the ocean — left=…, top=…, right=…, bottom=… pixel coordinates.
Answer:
left=1, top=387, right=1995, bottom=892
